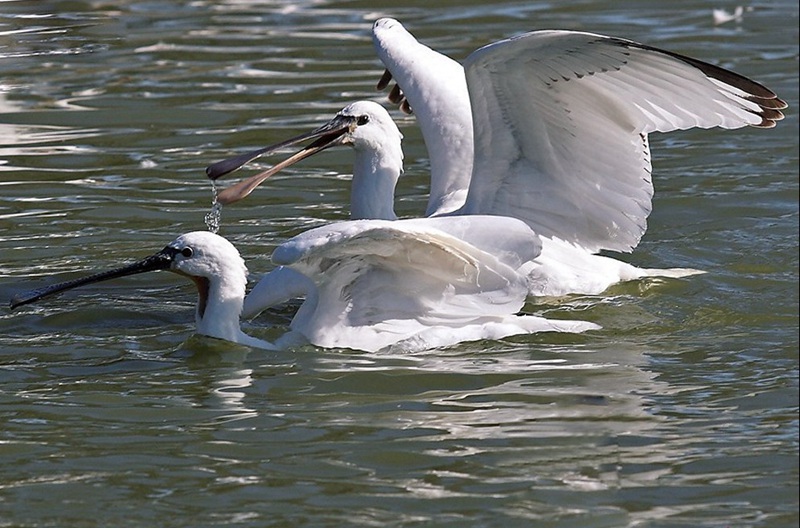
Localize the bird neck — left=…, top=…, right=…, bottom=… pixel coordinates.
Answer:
left=193, top=273, right=244, bottom=340
left=193, top=272, right=276, bottom=350
left=349, top=143, right=402, bottom=221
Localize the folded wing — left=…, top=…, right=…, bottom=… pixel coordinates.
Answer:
left=271, top=216, right=594, bottom=352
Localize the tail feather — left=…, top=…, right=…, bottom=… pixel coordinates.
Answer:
left=638, top=267, right=706, bottom=279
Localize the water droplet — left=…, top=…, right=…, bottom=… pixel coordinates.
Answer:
left=204, top=180, right=222, bottom=234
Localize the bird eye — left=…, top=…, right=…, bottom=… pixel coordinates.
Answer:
left=356, top=115, right=370, bottom=126
left=181, top=247, right=193, bottom=258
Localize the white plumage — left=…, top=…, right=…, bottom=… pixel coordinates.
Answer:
left=245, top=216, right=598, bottom=352
left=205, top=19, right=785, bottom=349
left=11, top=231, right=277, bottom=350
left=371, top=18, right=784, bottom=255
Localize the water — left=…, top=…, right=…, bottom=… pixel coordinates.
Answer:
left=205, top=181, right=222, bottom=234
left=0, top=1, right=797, bottom=526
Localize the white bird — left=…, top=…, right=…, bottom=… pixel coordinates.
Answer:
left=208, top=20, right=785, bottom=298
left=248, top=214, right=599, bottom=353
left=10, top=231, right=276, bottom=351
left=206, top=100, right=599, bottom=352
left=713, top=6, right=746, bottom=26
left=9, top=227, right=598, bottom=353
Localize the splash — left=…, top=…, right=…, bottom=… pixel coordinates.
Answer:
left=204, top=180, right=222, bottom=234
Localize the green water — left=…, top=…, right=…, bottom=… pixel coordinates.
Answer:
left=1, top=1, right=797, bottom=526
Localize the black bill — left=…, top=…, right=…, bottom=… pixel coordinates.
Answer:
left=10, top=247, right=179, bottom=310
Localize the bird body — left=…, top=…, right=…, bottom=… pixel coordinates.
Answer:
left=245, top=216, right=598, bottom=353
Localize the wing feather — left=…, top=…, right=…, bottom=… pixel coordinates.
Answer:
left=372, top=18, right=474, bottom=215
left=462, top=30, right=786, bottom=252
left=272, top=217, right=542, bottom=351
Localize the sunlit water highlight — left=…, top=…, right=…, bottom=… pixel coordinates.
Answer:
left=0, top=1, right=797, bottom=527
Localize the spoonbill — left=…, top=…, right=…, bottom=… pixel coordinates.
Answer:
left=207, top=20, right=785, bottom=299
left=10, top=231, right=277, bottom=350
left=257, top=215, right=600, bottom=352
left=10, top=229, right=598, bottom=353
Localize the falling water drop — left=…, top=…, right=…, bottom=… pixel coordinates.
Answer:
left=204, top=180, right=222, bottom=234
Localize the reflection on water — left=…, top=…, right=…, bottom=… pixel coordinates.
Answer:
left=0, top=0, right=797, bottom=526
left=209, top=368, right=256, bottom=422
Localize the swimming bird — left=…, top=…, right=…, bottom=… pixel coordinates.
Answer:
left=207, top=20, right=786, bottom=297
left=253, top=215, right=599, bottom=352
left=10, top=231, right=276, bottom=350
left=9, top=228, right=597, bottom=353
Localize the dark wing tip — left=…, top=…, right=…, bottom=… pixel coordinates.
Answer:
left=751, top=105, right=786, bottom=127
left=386, top=83, right=413, bottom=114
left=387, top=83, right=404, bottom=104
left=679, top=57, right=787, bottom=127
left=751, top=94, right=789, bottom=110
left=625, top=40, right=788, bottom=128
left=376, top=69, right=393, bottom=90
left=752, top=118, right=776, bottom=129
left=376, top=69, right=414, bottom=114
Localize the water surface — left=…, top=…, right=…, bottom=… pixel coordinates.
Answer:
left=1, top=1, right=797, bottom=526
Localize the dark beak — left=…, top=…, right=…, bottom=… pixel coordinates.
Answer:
left=10, top=247, right=178, bottom=310
left=206, top=114, right=356, bottom=206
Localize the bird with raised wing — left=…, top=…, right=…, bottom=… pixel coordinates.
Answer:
left=208, top=20, right=785, bottom=299
left=371, top=18, right=787, bottom=294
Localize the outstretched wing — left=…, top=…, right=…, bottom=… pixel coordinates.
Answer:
left=372, top=18, right=474, bottom=216
left=461, top=30, right=786, bottom=253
